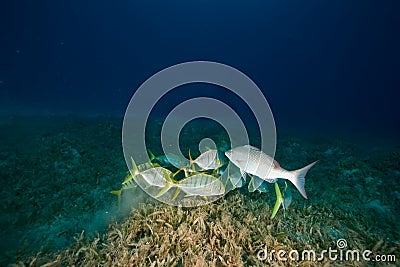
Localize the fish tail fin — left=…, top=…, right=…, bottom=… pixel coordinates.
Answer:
left=271, top=182, right=283, bottom=219
left=148, top=149, right=156, bottom=161
left=288, top=161, right=318, bottom=199
left=110, top=189, right=122, bottom=208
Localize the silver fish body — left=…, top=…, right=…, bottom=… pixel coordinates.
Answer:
left=137, top=167, right=172, bottom=187
left=178, top=173, right=225, bottom=196
left=225, top=145, right=317, bottom=199
left=192, top=149, right=224, bottom=170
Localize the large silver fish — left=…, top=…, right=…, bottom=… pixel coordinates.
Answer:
left=225, top=145, right=317, bottom=199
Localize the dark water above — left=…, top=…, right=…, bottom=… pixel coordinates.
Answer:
left=0, top=1, right=399, bottom=137
left=0, top=1, right=399, bottom=264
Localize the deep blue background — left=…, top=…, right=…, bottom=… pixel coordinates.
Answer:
left=1, top=1, right=399, bottom=137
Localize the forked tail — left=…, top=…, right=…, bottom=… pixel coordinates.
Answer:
left=110, top=189, right=122, bottom=208
left=288, top=161, right=318, bottom=199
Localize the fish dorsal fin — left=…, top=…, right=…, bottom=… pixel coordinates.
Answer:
left=147, top=149, right=156, bottom=161
left=122, top=171, right=134, bottom=184
left=188, top=149, right=194, bottom=164
left=248, top=175, right=264, bottom=193
left=216, top=156, right=221, bottom=165
left=188, top=149, right=196, bottom=172
left=130, top=156, right=139, bottom=175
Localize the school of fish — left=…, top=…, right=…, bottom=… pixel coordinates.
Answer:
left=112, top=145, right=317, bottom=218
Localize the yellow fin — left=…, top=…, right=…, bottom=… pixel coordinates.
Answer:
left=148, top=149, right=156, bottom=161
left=173, top=168, right=182, bottom=177
left=130, top=156, right=138, bottom=175
left=122, top=171, right=134, bottom=184
left=110, top=189, right=122, bottom=208
left=271, top=182, right=283, bottom=219
left=188, top=149, right=196, bottom=172
left=172, top=188, right=181, bottom=201
left=163, top=168, right=174, bottom=183
left=155, top=183, right=172, bottom=198
left=188, top=149, right=194, bottom=165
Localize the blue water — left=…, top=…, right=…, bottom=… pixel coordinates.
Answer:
left=1, top=1, right=399, bottom=137
left=1, top=1, right=399, bottom=265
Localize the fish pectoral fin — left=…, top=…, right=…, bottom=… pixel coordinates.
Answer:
left=240, top=169, right=247, bottom=181
left=282, top=181, right=293, bottom=210
left=271, top=182, right=284, bottom=219
left=248, top=176, right=256, bottom=192
left=248, top=175, right=264, bottom=193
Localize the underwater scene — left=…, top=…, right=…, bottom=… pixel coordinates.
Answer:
left=1, top=1, right=399, bottom=266
left=1, top=115, right=399, bottom=266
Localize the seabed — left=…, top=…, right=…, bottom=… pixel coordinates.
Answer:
left=1, top=116, right=398, bottom=266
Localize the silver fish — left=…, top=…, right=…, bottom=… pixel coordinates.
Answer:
left=137, top=167, right=172, bottom=188
left=220, top=163, right=245, bottom=192
left=225, top=145, right=317, bottom=199
left=156, top=172, right=225, bottom=199
left=190, top=149, right=224, bottom=170
left=111, top=157, right=173, bottom=206
left=178, top=173, right=225, bottom=196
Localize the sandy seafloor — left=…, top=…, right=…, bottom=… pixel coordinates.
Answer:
left=0, top=116, right=399, bottom=266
